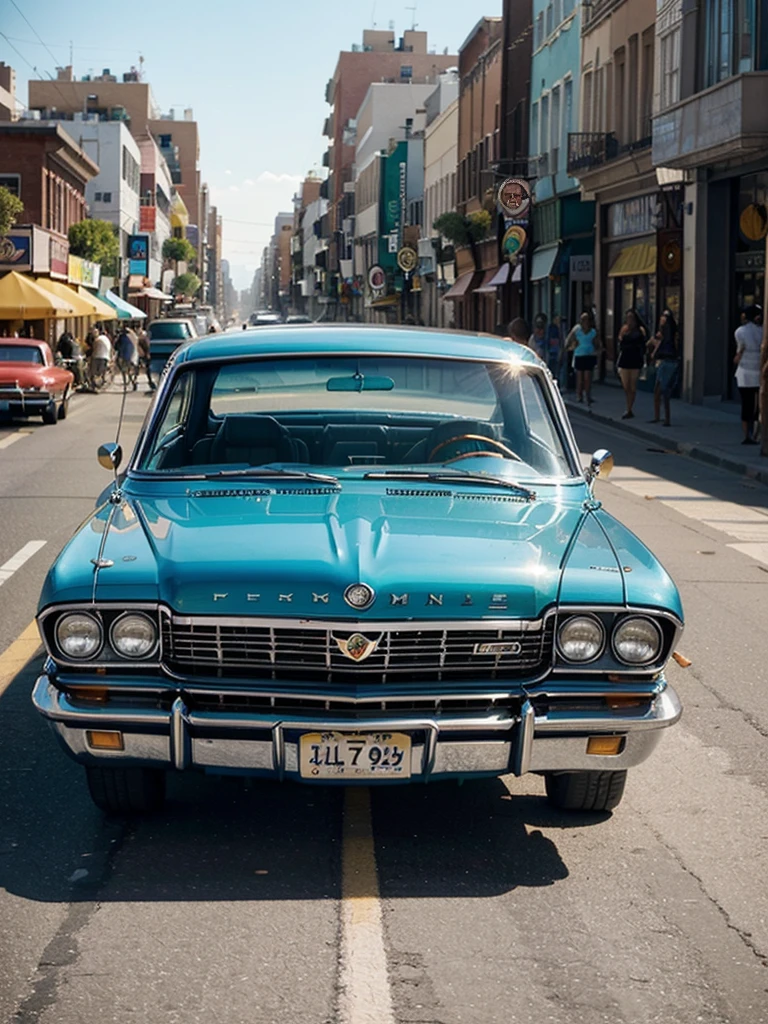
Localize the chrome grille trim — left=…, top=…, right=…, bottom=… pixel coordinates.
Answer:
left=162, top=614, right=555, bottom=684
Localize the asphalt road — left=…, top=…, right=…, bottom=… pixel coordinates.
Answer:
left=1, top=392, right=767, bottom=1024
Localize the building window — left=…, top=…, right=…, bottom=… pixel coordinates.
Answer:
left=551, top=85, right=561, bottom=172
left=0, top=173, right=20, bottom=197
left=564, top=78, right=573, bottom=142
left=546, top=2, right=554, bottom=38
left=531, top=100, right=539, bottom=156
left=102, top=191, right=112, bottom=203
left=582, top=71, right=592, bottom=133
left=400, top=65, right=413, bottom=79
left=554, top=0, right=563, bottom=27
left=94, top=191, right=103, bottom=202
left=704, top=0, right=759, bottom=85
left=540, top=94, right=550, bottom=163
left=534, top=12, right=544, bottom=49
left=659, top=29, right=680, bottom=108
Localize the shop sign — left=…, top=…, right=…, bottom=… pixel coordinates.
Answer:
left=399, top=161, right=407, bottom=248
left=127, top=234, right=149, bottom=276
left=368, top=265, right=386, bottom=292
left=49, top=236, right=70, bottom=280
left=396, top=246, right=418, bottom=273
left=0, top=230, right=32, bottom=272
left=140, top=206, right=157, bottom=233
left=502, top=225, right=527, bottom=262
left=607, top=194, right=661, bottom=238
left=569, top=255, right=593, bottom=281
left=498, top=178, right=531, bottom=220
left=68, top=254, right=101, bottom=289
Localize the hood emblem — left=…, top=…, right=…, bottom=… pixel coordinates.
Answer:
left=344, top=583, right=375, bottom=610
left=334, top=632, right=380, bottom=662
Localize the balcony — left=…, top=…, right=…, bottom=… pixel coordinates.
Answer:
left=653, top=72, right=768, bottom=170
left=567, top=130, right=651, bottom=176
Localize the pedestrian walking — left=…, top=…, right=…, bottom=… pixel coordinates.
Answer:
left=136, top=327, right=155, bottom=392
left=505, top=317, right=530, bottom=347
left=616, top=309, right=648, bottom=419
left=529, top=315, right=548, bottom=360
left=90, top=325, right=112, bottom=385
left=648, top=309, right=679, bottom=427
left=545, top=316, right=562, bottom=377
left=565, top=312, right=600, bottom=405
left=733, top=305, right=762, bottom=445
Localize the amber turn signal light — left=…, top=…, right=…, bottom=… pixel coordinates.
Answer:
left=86, top=730, right=124, bottom=751
left=68, top=686, right=109, bottom=703
left=586, top=735, right=624, bottom=756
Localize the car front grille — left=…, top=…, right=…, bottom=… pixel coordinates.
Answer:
left=162, top=616, right=554, bottom=684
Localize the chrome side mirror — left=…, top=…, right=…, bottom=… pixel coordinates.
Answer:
left=586, top=448, right=613, bottom=485
left=97, top=442, right=123, bottom=472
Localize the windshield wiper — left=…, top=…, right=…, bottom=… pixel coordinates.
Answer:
left=196, top=468, right=340, bottom=485
left=364, top=469, right=536, bottom=500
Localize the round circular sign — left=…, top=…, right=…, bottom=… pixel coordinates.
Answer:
left=397, top=247, right=418, bottom=273
left=498, top=178, right=531, bottom=218
left=368, top=265, right=386, bottom=290
left=739, top=203, right=768, bottom=242
left=502, top=225, right=527, bottom=260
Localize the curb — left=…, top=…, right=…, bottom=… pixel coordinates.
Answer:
left=565, top=401, right=768, bottom=487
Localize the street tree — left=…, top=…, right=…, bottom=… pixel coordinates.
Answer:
left=68, top=220, right=120, bottom=277
left=433, top=210, right=491, bottom=270
left=174, top=271, right=201, bottom=300
left=0, top=185, right=24, bottom=237
left=162, top=237, right=196, bottom=267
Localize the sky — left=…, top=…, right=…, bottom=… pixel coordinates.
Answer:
left=0, top=0, right=501, bottom=293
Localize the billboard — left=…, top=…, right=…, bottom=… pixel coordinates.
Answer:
left=127, top=234, right=149, bottom=276
left=0, top=231, right=32, bottom=272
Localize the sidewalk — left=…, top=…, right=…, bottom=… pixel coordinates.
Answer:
left=563, top=380, right=768, bottom=486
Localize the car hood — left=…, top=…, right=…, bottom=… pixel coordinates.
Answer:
left=39, top=484, right=681, bottom=621
left=0, top=364, right=52, bottom=387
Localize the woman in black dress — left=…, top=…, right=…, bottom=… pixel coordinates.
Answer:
left=616, top=309, right=648, bottom=419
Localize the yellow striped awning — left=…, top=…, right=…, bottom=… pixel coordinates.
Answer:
left=77, top=286, right=118, bottom=320
left=607, top=243, right=657, bottom=278
left=34, top=277, right=98, bottom=317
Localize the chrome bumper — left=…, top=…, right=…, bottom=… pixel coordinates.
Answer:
left=32, top=676, right=682, bottom=779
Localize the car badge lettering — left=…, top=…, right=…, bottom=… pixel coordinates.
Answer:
left=313, top=593, right=330, bottom=604
left=474, top=641, right=522, bottom=656
left=489, top=593, right=508, bottom=610
left=334, top=633, right=380, bottom=662
left=247, top=593, right=261, bottom=602
left=279, top=593, right=293, bottom=603
left=390, top=593, right=409, bottom=606
left=462, top=594, right=473, bottom=606
left=213, top=593, right=228, bottom=601
left=344, top=583, right=375, bottom=610
left=426, top=594, right=443, bottom=606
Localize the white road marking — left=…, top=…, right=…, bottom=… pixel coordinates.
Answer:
left=0, top=431, right=31, bottom=449
left=0, top=540, right=47, bottom=586
left=339, top=787, right=395, bottom=1024
left=0, top=620, right=42, bottom=698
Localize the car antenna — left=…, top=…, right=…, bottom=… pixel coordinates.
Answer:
left=97, top=362, right=130, bottom=505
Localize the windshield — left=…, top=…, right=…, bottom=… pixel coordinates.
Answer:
left=136, top=354, right=576, bottom=479
left=0, top=345, right=43, bottom=364
left=149, top=323, right=193, bottom=341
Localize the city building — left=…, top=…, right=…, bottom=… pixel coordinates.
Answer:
left=447, top=17, right=504, bottom=333
left=528, top=0, right=595, bottom=334
left=422, top=71, right=459, bottom=327
left=71, top=118, right=141, bottom=282
left=322, top=29, right=457, bottom=315
left=149, top=111, right=202, bottom=259
left=567, top=0, right=666, bottom=369
left=292, top=176, right=327, bottom=320
left=652, top=0, right=768, bottom=403
left=132, top=133, right=173, bottom=290
left=0, top=62, right=19, bottom=121
left=206, top=205, right=223, bottom=316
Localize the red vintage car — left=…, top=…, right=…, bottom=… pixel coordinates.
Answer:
left=0, top=338, right=74, bottom=425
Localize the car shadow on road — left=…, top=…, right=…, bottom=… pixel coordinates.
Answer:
left=0, top=664, right=608, bottom=906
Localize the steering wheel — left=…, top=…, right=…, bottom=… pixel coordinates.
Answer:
left=429, top=434, right=522, bottom=463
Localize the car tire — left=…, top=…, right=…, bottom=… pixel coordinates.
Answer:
left=544, top=770, right=627, bottom=812
left=41, top=401, right=58, bottom=425
left=85, top=766, right=166, bottom=814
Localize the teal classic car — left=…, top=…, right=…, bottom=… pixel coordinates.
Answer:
left=32, top=327, right=683, bottom=814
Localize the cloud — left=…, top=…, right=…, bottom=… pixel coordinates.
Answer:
left=243, top=178, right=255, bottom=186
left=256, top=171, right=303, bottom=184
left=224, top=169, right=232, bottom=176
left=228, top=185, right=240, bottom=192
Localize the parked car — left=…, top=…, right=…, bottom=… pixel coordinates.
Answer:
left=33, top=326, right=683, bottom=815
left=0, top=338, right=74, bottom=424
left=249, top=310, right=283, bottom=326
left=285, top=315, right=313, bottom=324
left=146, top=317, right=198, bottom=377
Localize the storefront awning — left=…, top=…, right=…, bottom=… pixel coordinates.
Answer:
left=529, top=244, right=560, bottom=282
left=510, top=262, right=522, bottom=283
left=607, top=243, right=657, bottom=278
left=474, top=268, right=502, bottom=294
left=34, top=278, right=106, bottom=319
left=130, top=286, right=173, bottom=301
left=97, top=289, right=148, bottom=320
left=76, top=286, right=119, bottom=321
left=0, top=271, right=74, bottom=319
left=442, top=271, right=478, bottom=300
left=489, top=264, right=511, bottom=287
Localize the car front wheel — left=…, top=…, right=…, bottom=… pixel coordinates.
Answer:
left=85, top=766, right=166, bottom=814
left=41, top=400, right=58, bottom=425
left=544, top=770, right=627, bottom=812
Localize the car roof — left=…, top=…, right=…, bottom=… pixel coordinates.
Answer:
left=0, top=337, right=47, bottom=347
left=176, top=325, right=538, bottom=365
left=148, top=318, right=195, bottom=325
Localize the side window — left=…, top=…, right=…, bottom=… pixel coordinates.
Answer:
left=519, top=373, right=569, bottom=474
left=146, top=374, right=192, bottom=466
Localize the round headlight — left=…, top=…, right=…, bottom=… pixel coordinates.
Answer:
left=612, top=617, right=662, bottom=665
left=56, top=613, right=102, bottom=659
left=557, top=615, right=605, bottom=663
left=110, top=613, right=157, bottom=659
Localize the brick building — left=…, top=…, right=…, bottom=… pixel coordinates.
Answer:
left=0, top=122, right=98, bottom=236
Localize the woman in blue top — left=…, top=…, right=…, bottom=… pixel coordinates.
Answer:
left=566, top=312, right=600, bottom=405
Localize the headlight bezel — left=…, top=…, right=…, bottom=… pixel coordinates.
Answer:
left=553, top=606, right=681, bottom=674
left=556, top=613, right=606, bottom=664
left=41, top=603, right=162, bottom=666
left=611, top=615, right=663, bottom=666
left=109, top=612, right=159, bottom=660
left=55, top=612, right=104, bottom=661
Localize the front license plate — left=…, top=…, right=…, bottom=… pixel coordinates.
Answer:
left=299, top=731, right=412, bottom=780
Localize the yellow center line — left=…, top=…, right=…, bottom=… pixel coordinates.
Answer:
left=340, top=786, right=395, bottom=1024
left=0, top=620, right=43, bottom=699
